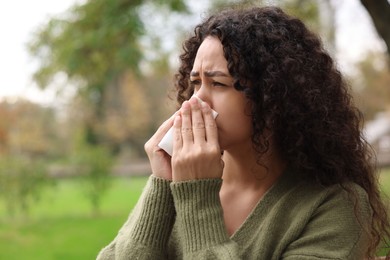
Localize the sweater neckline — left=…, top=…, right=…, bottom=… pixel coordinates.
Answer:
left=229, top=169, right=298, bottom=240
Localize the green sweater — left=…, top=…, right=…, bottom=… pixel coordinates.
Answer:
left=97, top=170, right=371, bottom=259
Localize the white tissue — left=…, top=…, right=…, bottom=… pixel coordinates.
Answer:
left=158, top=96, right=218, bottom=156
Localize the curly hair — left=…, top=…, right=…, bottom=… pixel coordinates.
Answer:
left=174, top=6, right=389, bottom=258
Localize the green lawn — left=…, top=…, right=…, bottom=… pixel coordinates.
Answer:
left=0, top=169, right=389, bottom=259
left=378, top=167, right=390, bottom=256
left=379, top=167, right=390, bottom=198
left=0, top=176, right=148, bottom=260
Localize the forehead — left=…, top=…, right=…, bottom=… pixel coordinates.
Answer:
left=192, top=36, right=228, bottom=72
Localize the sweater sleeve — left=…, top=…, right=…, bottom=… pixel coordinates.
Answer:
left=96, top=176, right=176, bottom=260
left=281, top=183, right=372, bottom=260
left=170, top=179, right=242, bottom=259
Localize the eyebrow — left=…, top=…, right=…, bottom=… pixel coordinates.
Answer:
left=190, top=71, right=229, bottom=77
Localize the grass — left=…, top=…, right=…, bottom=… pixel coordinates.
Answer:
left=0, top=169, right=389, bottom=259
left=0, top=176, right=148, bottom=260
left=1, top=176, right=148, bottom=219
left=378, top=167, right=390, bottom=256
left=379, top=167, right=390, bottom=198
left=0, top=216, right=124, bottom=259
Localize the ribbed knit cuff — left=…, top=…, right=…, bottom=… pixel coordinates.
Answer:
left=130, top=176, right=175, bottom=250
left=170, top=179, right=229, bottom=252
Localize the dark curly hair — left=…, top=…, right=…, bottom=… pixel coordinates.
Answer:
left=174, top=6, right=389, bottom=258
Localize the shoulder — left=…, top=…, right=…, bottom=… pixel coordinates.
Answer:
left=272, top=171, right=371, bottom=223
left=281, top=180, right=372, bottom=259
left=276, top=172, right=371, bottom=217
left=292, top=180, right=371, bottom=224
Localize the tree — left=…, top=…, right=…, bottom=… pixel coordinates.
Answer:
left=0, top=100, right=57, bottom=218
left=70, top=132, right=114, bottom=215
left=0, top=156, right=50, bottom=218
left=209, top=0, right=335, bottom=53
left=28, top=0, right=187, bottom=147
left=100, top=71, right=152, bottom=153
left=29, top=0, right=187, bottom=94
left=0, top=99, right=61, bottom=157
left=360, top=0, right=390, bottom=59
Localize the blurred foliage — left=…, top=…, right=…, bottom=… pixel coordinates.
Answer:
left=27, top=0, right=187, bottom=152
left=0, top=156, right=52, bottom=217
left=212, top=0, right=318, bottom=22
left=211, top=0, right=320, bottom=33
left=101, top=73, right=150, bottom=145
left=0, top=100, right=59, bottom=218
left=211, top=0, right=336, bottom=54
left=0, top=99, right=64, bottom=157
left=70, top=130, right=114, bottom=215
left=28, top=0, right=186, bottom=93
left=352, top=52, right=390, bottom=120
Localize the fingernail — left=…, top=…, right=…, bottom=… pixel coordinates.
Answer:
left=193, top=95, right=203, bottom=104
left=181, top=101, right=190, bottom=109
left=189, top=96, right=199, bottom=104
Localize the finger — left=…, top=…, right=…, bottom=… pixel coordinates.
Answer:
left=173, top=115, right=182, bottom=153
left=181, top=101, right=193, bottom=144
left=201, top=102, right=219, bottom=145
left=189, top=97, right=206, bottom=143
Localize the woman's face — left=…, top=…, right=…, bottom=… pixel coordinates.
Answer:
left=190, top=36, right=253, bottom=151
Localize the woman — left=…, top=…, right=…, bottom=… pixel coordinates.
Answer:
left=97, top=6, right=390, bottom=259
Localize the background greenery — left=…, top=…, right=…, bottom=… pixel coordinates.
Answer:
left=0, top=176, right=148, bottom=260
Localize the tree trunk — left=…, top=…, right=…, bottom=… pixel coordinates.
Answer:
left=360, top=0, right=390, bottom=59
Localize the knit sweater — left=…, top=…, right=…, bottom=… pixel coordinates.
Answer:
left=96, top=170, right=371, bottom=260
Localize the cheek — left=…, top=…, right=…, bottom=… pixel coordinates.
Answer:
left=212, top=93, right=252, bottom=137
left=216, top=114, right=252, bottom=150
left=234, top=115, right=252, bottom=136
left=216, top=110, right=252, bottom=137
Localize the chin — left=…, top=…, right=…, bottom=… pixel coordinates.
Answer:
left=218, top=141, right=229, bottom=152
left=218, top=135, right=234, bottom=151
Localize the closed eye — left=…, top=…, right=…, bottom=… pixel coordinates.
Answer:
left=212, top=81, right=227, bottom=87
left=189, top=79, right=201, bottom=86
left=189, top=79, right=228, bottom=89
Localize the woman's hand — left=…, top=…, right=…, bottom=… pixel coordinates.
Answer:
left=144, top=114, right=176, bottom=180
left=172, top=97, right=224, bottom=181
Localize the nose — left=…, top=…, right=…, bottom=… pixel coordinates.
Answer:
left=194, top=85, right=211, bottom=106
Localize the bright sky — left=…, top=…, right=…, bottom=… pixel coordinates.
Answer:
left=0, top=0, right=78, bottom=104
left=0, top=0, right=386, bottom=104
left=335, top=0, right=386, bottom=67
